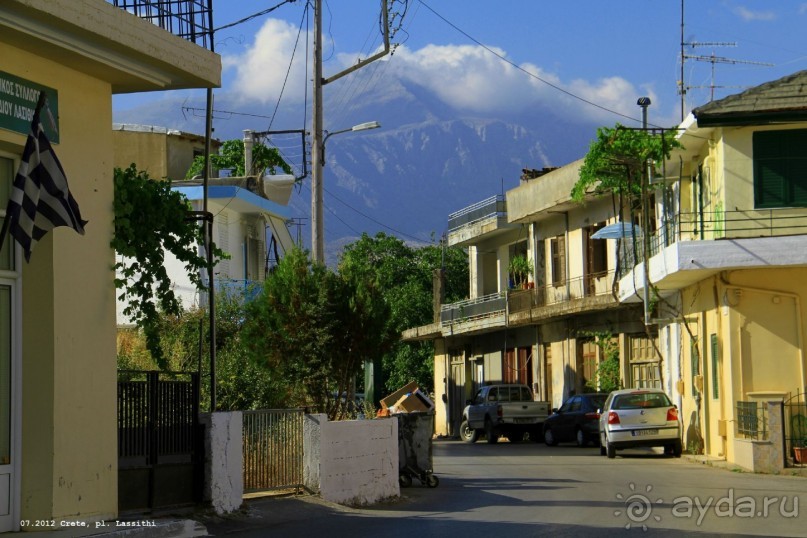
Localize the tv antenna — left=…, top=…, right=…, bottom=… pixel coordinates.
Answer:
left=678, top=0, right=773, bottom=120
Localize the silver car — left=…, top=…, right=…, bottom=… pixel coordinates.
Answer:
left=599, top=388, right=682, bottom=458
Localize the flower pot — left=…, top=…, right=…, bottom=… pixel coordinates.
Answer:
left=793, top=446, right=807, bottom=463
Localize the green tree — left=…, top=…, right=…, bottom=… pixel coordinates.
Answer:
left=112, top=164, right=224, bottom=368
left=186, top=139, right=292, bottom=179
left=338, top=233, right=469, bottom=395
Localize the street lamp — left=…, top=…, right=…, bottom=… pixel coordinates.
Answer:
left=311, top=120, right=381, bottom=263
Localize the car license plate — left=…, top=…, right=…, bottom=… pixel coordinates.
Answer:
left=513, top=418, right=533, bottom=424
left=631, top=429, right=658, bottom=437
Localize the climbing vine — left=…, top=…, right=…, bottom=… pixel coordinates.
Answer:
left=112, top=164, right=224, bottom=368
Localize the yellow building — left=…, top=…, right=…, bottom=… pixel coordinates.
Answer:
left=618, top=71, right=807, bottom=469
left=0, top=0, right=219, bottom=531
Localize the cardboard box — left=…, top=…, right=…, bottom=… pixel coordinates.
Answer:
left=381, top=382, right=434, bottom=414
left=381, top=381, right=419, bottom=410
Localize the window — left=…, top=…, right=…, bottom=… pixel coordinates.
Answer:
left=504, top=347, right=531, bottom=385
left=550, top=235, right=566, bottom=286
left=753, top=129, right=807, bottom=208
left=629, top=334, right=660, bottom=389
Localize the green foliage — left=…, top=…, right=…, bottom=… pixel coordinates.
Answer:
left=579, top=330, right=622, bottom=393
left=508, top=255, right=533, bottom=288
left=112, top=164, right=224, bottom=368
left=186, top=139, right=292, bottom=179
left=339, top=233, right=469, bottom=394
left=572, top=124, right=682, bottom=202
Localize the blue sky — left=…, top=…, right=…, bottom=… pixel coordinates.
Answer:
left=114, top=0, right=807, bottom=130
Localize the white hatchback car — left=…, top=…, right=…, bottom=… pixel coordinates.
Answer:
left=599, top=388, right=682, bottom=458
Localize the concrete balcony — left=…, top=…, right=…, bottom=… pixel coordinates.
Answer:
left=439, top=292, right=507, bottom=335
left=618, top=209, right=807, bottom=302
left=447, top=195, right=518, bottom=247
left=508, top=272, right=619, bottom=325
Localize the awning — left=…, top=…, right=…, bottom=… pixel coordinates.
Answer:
left=591, top=222, right=643, bottom=239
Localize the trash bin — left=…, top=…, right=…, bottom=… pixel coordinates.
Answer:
left=396, top=411, right=439, bottom=488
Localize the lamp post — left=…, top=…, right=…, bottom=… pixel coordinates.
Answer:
left=311, top=120, right=380, bottom=263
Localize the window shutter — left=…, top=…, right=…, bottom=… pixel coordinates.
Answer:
left=754, top=129, right=807, bottom=208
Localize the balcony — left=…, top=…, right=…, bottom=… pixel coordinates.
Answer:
left=109, top=0, right=212, bottom=49
left=508, top=272, right=619, bottom=324
left=440, top=292, right=506, bottom=334
left=447, top=196, right=518, bottom=247
left=617, top=208, right=807, bottom=302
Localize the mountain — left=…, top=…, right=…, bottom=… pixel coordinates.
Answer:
left=114, top=76, right=600, bottom=263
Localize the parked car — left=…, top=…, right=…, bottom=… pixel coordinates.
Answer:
left=460, top=384, right=550, bottom=444
left=599, top=388, right=682, bottom=458
left=542, top=393, right=607, bottom=447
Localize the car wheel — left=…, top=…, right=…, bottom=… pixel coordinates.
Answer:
left=544, top=428, right=558, bottom=446
left=485, top=419, right=499, bottom=444
left=459, top=419, right=479, bottom=443
left=575, top=428, right=588, bottom=447
left=426, top=474, right=439, bottom=488
left=599, top=432, right=607, bottom=455
left=672, top=439, right=683, bottom=458
left=399, top=473, right=412, bottom=488
left=606, top=437, right=616, bottom=459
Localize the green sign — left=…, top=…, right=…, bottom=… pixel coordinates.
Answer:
left=0, top=71, right=59, bottom=143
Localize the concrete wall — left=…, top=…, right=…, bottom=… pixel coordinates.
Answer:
left=304, top=414, right=399, bottom=506
left=201, top=412, right=243, bottom=515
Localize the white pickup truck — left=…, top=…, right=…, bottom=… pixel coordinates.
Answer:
left=460, top=384, right=551, bottom=443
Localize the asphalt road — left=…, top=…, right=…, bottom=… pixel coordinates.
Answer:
left=202, top=438, right=806, bottom=537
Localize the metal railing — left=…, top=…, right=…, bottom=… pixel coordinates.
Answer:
left=619, top=208, right=807, bottom=272
left=109, top=0, right=213, bottom=49
left=242, top=409, right=305, bottom=493
left=447, top=195, right=506, bottom=232
left=440, top=292, right=505, bottom=327
left=736, top=401, right=769, bottom=441
left=509, top=272, right=617, bottom=315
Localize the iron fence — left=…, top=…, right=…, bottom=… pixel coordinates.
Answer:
left=783, top=389, right=807, bottom=468
left=109, top=0, right=213, bottom=48
left=242, top=409, right=305, bottom=493
left=447, top=195, right=506, bottom=232
left=508, top=272, right=617, bottom=315
left=439, top=292, right=505, bottom=327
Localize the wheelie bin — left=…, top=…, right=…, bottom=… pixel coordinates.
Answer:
left=396, top=411, right=439, bottom=488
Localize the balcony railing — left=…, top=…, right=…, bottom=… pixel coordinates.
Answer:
left=619, top=208, right=807, bottom=273
left=216, top=278, right=262, bottom=302
left=447, top=195, right=506, bottom=233
left=440, top=292, right=506, bottom=327
left=509, top=271, right=617, bottom=315
left=109, top=0, right=213, bottom=49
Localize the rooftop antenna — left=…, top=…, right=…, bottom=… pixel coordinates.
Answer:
left=678, top=0, right=773, bottom=120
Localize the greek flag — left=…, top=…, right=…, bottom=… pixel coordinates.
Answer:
left=0, top=92, right=87, bottom=262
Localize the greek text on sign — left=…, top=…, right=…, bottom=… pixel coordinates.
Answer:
left=0, top=71, right=59, bottom=143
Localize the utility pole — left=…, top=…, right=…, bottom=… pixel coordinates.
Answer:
left=310, top=0, right=390, bottom=264
left=637, top=97, right=652, bottom=326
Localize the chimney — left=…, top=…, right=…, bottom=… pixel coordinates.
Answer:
left=243, top=129, right=254, bottom=176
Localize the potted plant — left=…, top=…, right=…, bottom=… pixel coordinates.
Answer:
left=791, top=414, right=807, bottom=463
left=508, top=255, right=534, bottom=289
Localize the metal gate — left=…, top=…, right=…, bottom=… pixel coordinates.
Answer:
left=242, top=409, right=304, bottom=493
left=783, top=389, right=807, bottom=468
left=117, top=371, right=203, bottom=512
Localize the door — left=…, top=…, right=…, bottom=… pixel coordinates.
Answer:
left=1, top=154, right=19, bottom=533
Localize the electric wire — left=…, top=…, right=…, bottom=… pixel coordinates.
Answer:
left=214, top=0, right=299, bottom=33
left=416, top=0, right=653, bottom=127
left=266, top=3, right=309, bottom=131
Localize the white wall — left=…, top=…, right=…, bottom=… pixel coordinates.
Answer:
left=201, top=412, right=243, bottom=515
left=304, top=414, right=399, bottom=506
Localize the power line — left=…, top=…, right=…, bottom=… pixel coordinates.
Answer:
left=417, top=0, right=647, bottom=126
left=214, top=0, right=300, bottom=32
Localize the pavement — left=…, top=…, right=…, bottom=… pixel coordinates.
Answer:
left=15, top=454, right=807, bottom=537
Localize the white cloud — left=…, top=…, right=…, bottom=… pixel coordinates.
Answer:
left=223, top=19, right=660, bottom=125
left=733, top=6, right=776, bottom=21
left=222, top=18, right=309, bottom=105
